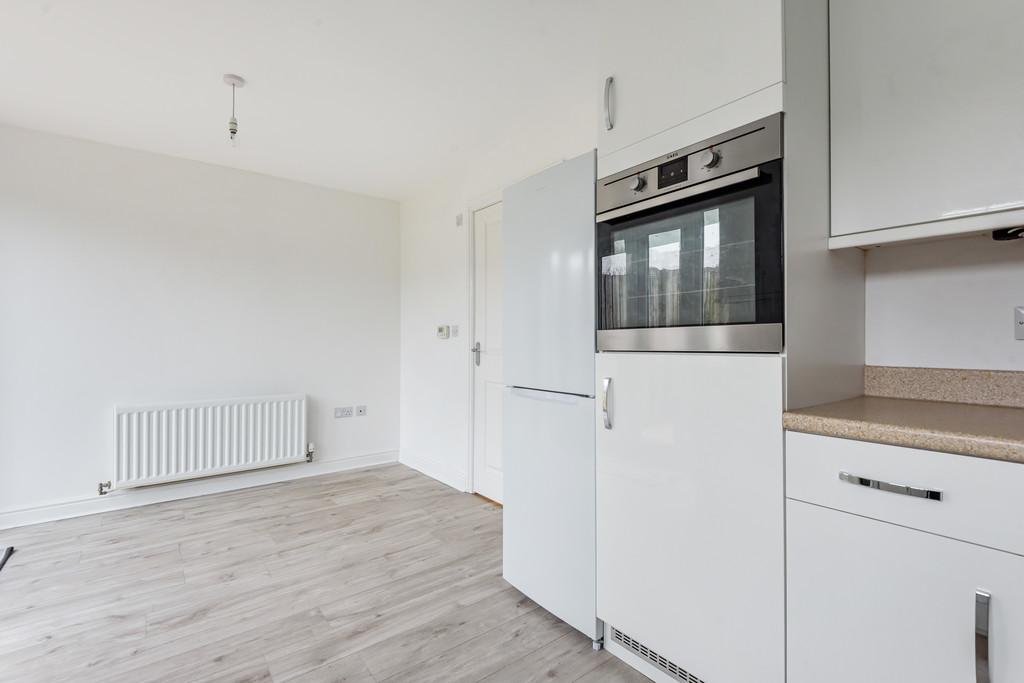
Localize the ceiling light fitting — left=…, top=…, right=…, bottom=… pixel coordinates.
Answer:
left=223, top=74, right=246, bottom=146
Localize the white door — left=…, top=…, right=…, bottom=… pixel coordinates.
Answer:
left=788, top=499, right=1024, bottom=683
left=472, top=202, right=503, bottom=503
left=595, top=352, right=785, bottom=683
left=502, top=387, right=597, bottom=639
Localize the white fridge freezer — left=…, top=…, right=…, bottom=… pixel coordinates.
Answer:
left=501, top=149, right=598, bottom=640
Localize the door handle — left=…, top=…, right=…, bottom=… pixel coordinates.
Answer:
left=601, top=377, right=612, bottom=429
left=976, top=590, right=991, bottom=683
left=603, top=76, right=615, bottom=131
left=838, top=471, right=943, bottom=501
left=471, top=342, right=481, bottom=367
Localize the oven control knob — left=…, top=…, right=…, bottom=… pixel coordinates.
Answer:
left=700, top=149, right=721, bottom=169
left=628, top=176, right=647, bottom=192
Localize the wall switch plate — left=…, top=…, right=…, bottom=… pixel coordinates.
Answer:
left=356, top=405, right=367, bottom=416
left=335, top=406, right=353, bottom=418
left=436, top=325, right=450, bottom=339
left=1016, top=307, right=1024, bottom=340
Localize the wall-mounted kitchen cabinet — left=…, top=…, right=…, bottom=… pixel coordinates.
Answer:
left=596, top=0, right=783, bottom=177
left=829, top=0, right=1024, bottom=249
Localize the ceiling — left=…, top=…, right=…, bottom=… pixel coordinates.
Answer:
left=0, top=1, right=606, bottom=200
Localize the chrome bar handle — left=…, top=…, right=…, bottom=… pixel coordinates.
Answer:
left=603, top=76, right=615, bottom=131
left=601, top=377, right=612, bottom=429
left=976, top=590, right=991, bottom=683
left=471, top=342, right=481, bottom=367
left=838, top=471, right=943, bottom=501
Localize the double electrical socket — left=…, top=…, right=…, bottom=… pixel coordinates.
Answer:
left=334, top=405, right=368, bottom=418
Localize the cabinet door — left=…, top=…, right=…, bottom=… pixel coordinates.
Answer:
left=596, top=0, right=783, bottom=175
left=595, top=352, right=784, bottom=683
left=830, top=0, right=1024, bottom=239
left=788, top=499, right=1024, bottom=683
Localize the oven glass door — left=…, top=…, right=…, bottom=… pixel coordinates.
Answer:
left=597, top=160, right=782, bottom=343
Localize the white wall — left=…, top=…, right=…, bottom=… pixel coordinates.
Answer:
left=0, top=125, right=400, bottom=521
left=865, top=235, right=1024, bottom=370
left=398, top=116, right=597, bottom=490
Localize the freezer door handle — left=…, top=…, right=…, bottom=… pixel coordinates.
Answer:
left=601, top=377, right=612, bottom=429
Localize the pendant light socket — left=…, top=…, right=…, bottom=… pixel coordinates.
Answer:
left=223, top=74, right=246, bottom=145
left=223, top=74, right=246, bottom=88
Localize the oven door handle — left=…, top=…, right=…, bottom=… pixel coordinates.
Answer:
left=596, top=167, right=760, bottom=222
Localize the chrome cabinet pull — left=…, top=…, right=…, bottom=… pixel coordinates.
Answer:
left=601, top=377, right=612, bottom=429
left=603, top=76, right=615, bottom=131
left=976, top=590, right=991, bottom=683
left=838, top=471, right=943, bottom=501
left=471, top=342, right=481, bottom=367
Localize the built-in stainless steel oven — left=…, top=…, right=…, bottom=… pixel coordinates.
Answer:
left=596, top=114, right=783, bottom=353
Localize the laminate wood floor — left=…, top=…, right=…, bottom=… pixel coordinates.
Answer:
left=0, top=464, right=650, bottom=683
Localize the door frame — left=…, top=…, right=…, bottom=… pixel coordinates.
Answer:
left=465, top=192, right=502, bottom=494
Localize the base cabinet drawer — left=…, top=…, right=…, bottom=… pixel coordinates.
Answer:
left=788, top=499, right=1024, bottom=683
left=786, top=431, right=1024, bottom=555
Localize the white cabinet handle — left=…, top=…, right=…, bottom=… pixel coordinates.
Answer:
left=603, top=76, right=615, bottom=131
left=976, top=590, right=991, bottom=683
left=601, top=377, right=612, bottom=429
left=838, top=471, right=943, bottom=501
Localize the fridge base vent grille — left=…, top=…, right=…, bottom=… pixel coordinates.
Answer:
left=611, top=627, right=706, bottom=683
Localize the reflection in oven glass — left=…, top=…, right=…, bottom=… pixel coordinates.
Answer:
left=600, top=197, right=756, bottom=330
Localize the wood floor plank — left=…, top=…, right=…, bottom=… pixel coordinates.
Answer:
left=574, top=655, right=656, bottom=682
left=284, top=652, right=377, bottom=683
left=380, top=606, right=573, bottom=683
left=478, top=631, right=611, bottom=682
left=359, top=586, right=537, bottom=680
left=0, top=464, right=649, bottom=683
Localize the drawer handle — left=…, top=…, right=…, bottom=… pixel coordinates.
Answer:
left=838, top=471, right=943, bottom=501
left=976, top=590, right=991, bottom=683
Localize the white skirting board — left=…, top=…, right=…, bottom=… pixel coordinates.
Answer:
left=398, top=452, right=468, bottom=493
left=0, top=451, right=398, bottom=530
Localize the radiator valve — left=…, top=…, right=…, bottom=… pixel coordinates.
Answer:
left=306, top=442, right=315, bottom=463
left=97, top=481, right=112, bottom=496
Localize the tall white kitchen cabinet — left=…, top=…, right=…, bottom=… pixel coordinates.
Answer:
left=829, top=0, right=1024, bottom=247
left=595, top=352, right=784, bottom=683
left=596, top=0, right=784, bottom=177
left=788, top=499, right=1024, bottom=683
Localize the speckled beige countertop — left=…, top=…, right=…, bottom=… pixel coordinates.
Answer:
left=784, top=396, right=1024, bottom=464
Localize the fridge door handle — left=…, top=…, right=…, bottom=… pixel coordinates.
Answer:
left=601, top=377, right=612, bottom=429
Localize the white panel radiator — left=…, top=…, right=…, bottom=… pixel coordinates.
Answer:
left=112, top=394, right=308, bottom=489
